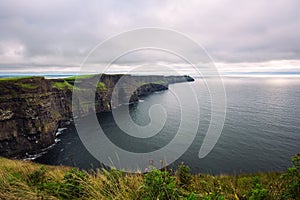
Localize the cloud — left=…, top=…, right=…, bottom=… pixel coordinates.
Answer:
left=0, top=0, right=300, bottom=74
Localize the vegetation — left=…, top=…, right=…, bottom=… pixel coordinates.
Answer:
left=0, top=76, right=39, bottom=90
left=51, top=81, right=73, bottom=90
left=63, top=74, right=98, bottom=83
left=0, top=76, right=35, bottom=82
left=142, top=166, right=179, bottom=199
left=97, top=81, right=106, bottom=91
left=15, top=83, right=38, bottom=89
left=0, top=154, right=299, bottom=199
left=152, top=80, right=168, bottom=85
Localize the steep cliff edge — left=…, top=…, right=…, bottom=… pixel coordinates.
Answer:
left=0, top=74, right=193, bottom=157
left=0, top=77, right=72, bottom=157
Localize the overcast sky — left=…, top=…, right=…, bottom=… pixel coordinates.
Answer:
left=1, top=0, right=300, bottom=75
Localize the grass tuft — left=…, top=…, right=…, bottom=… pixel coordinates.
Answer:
left=51, top=81, right=73, bottom=90
left=0, top=154, right=299, bottom=199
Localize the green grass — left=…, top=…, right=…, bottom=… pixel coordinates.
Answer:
left=0, top=76, right=42, bottom=90
left=54, top=78, right=106, bottom=93
left=97, top=82, right=106, bottom=90
left=0, top=154, right=299, bottom=199
left=152, top=80, right=168, bottom=85
left=15, top=83, right=38, bottom=89
left=51, top=81, right=73, bottom=90
left=64, top=74, right=98, bottom=82
left=0, top=76, right=35, bottom=82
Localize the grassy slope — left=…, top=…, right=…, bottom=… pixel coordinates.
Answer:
left=0, top=156, right=299, bottom=200
left=0, top=76, right=35, bottom=81
left=51, top=81, right=73, bottom=90
left=0, top=76, right=39, bottom=91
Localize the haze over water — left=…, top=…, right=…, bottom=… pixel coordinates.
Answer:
left=35, top=77, right=300, bottom=174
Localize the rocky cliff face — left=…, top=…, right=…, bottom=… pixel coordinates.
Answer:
left=0, top=74, right=193, bottom=157
left=0, top=77, right=72, bottom=157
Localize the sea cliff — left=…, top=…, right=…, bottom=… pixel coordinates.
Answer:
left=0, top=74, right=194, bottom=157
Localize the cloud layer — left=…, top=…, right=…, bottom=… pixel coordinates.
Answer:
left=1, top=0, right=300, bottom=74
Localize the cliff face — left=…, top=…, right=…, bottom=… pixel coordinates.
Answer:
left=0, top=77, right=72, bottom=157
left=0, top=74, right=193, bottom=157
left=67, top=74, right=169, bottom=116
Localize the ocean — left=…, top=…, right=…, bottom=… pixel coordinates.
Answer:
left=34, top=77, right=300, bottom=174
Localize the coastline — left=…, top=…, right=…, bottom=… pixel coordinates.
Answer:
left=0, top=74, right=194, bottom=158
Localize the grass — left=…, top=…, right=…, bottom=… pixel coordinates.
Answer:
left=64, top=74, right=98, bottom=82
left=0, top=76, right=39, bottom=90
left=152, top=80, right=168, bottom=85
left=51, top=81, right=73, bottom=90
left=0, top=154, right=299, bottom=200
left=15, top=83, right=38, bottom=89
left=52, top=78, right=106, bottom=92
left=0, top=76, right=35, bottom=82
left=97, top=81, right=106, bottom=90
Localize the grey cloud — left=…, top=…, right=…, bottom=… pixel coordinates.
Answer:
left=0, top=0, right=300, bottom=72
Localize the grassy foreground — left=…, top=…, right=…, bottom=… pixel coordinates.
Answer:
left=0, top=155, right=299, bottom=200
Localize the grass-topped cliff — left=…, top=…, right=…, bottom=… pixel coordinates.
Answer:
left=0, top=154, right=299, bottom=200
left=0, top=74, right=193, bottom=158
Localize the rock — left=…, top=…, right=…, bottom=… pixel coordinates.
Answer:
left=0, top=77, right=72, bottom=157
left=0, top=74, right=193, bottom=157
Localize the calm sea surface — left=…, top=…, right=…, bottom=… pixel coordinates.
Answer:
left=35, top=77, right=300, bottom=174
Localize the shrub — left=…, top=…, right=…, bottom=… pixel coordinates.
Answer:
left=249, top=184, right=267, bottom=200
left=176, top=162, right=192, bottom=188
left=248, top=176, right=267, bottom=200
left=142, top=167, right=179, bottom=200
left=281, top=153, right=300, bottom=199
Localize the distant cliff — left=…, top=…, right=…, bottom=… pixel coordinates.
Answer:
left=0, top=74, right=194, bottom=157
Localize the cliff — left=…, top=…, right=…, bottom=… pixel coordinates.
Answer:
left=0, top=74, right=193, bottom=157
left=0, top=77, right=72, bottom=157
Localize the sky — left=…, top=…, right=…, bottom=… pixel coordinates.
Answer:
left=1, top=0, right=300, bottom=76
